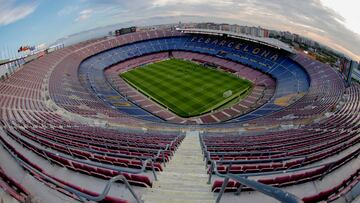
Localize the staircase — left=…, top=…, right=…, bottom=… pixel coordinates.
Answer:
left=142, top=131, right=215, bottom=203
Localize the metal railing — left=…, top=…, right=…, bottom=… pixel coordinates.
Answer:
left=205, top=142, right=360, bottom=182
left=201, top=132, right=360, bottom=203
left=0, top=123, right=185, bottom=203
left=222, top=174, right=302, bottom=203
left=0, top=133, right=142, bottom=203
left=5, top=126, right=182, bottom=182
left=19, top=125, right=172, bottom=164
left=199, top=134, right=303, bottom=203
left=66, top=174, right=141, bottom=203
left=207, top=159, right=303, bottom=203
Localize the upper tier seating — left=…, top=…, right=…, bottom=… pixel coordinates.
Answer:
left=104, top=51, right=276, bottom=124
left=75, top=34, right=310, bottom=123
left=0, top=29, right=358, bottom=202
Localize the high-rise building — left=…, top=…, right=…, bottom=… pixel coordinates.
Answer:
left=263, top=29, right=269, bottom=37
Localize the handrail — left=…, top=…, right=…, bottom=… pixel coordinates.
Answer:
left=20, top=125, right=169, bottom=161
left=206, top=144, right=359, bottom=181
left=15, top=125, right=184, bottom=171
left=1, top=123, right=184, bottom=203
left=5, top=126, right=160, bottom=180
left=227, top=174, right=303, bottom=203
left=0, top=134, right=142, bottom=203
left=204, top=149, right=305, bottom=164
left=203, top=138, right=355, bottom=160
left=202, top=131, right=355, bottom=154
left=208, top=151, right=284, bottom=155
left=201, top=133, right=351, bottom=203
left=26, top=126, right=167, bottom=153
left=202, top=134, right=335, bottom=150
left=210, top=156, right=302, bottom=164
left=201, top=134, right=359, bottom=169
left=208, top=160, right=303, bottom=203
left=207, top=158, right=327, bottom=184
left=69, top=174, right=141, bottom=203
left=204, top=144, right=360, bottom=203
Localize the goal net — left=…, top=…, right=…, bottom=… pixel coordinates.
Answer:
left=223, top=90, right=233, bottom=98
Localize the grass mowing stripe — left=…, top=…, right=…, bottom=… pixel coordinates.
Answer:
left=121, top=58, right=252, bottom=117
left=140, top=66, right=215, bottom=104
left=123, top=75, right=188, bottom=115
left=124, top=70, right=194, bottom=113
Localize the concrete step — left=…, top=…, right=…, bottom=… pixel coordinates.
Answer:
left=157, top=172, right=208, bottom=181
left=152, top=183, right=211, bottom=193
left=143, top=197, right=215, bottom=203
left=143, top=188, right=215, bottom=200
left=143, top=131, right=215, bottom=203
left=164, top=165, right=205, bottom=170
left=153, top=175, right=209, bottom=186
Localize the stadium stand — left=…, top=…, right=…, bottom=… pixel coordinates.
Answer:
left=0, top=29, right=359, bottom=202
left=105, top=51, right=276, bottom=124
left=74, top=33, right=310, bottom=125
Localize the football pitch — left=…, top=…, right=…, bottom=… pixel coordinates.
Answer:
left=120, top=59, right=252, bottom=117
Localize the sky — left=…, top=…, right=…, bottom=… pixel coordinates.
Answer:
left=0, top=0, right=359, bottom=60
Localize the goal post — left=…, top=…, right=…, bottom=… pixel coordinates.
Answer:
left=223, top=90, right=233, bottom=98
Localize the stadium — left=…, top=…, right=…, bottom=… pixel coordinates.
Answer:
left=0, top=24, right=359, bottom=203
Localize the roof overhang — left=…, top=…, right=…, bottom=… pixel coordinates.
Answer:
left=176, top=28, right=294, bottom=54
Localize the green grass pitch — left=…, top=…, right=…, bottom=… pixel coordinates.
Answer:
left=120, top=59, right=252, bottom=117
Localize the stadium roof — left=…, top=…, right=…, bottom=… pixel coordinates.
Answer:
left=176, top=28, right=294, bottom=53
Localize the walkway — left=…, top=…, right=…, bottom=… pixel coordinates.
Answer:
left=142, top=131, right=215, bottom=203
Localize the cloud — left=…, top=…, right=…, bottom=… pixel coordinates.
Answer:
left=0, top=0, right=37, bottom=26
left=152, top=0, right=207, bottom=7
left=152, top=0, right=235, bottom=7
left=57, top=6, right=79, bottom=16
left=76, top=9, right=93, bottom=22
left=71, top=0, right=360, bottom=60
